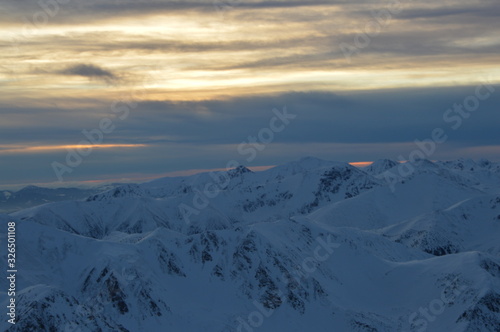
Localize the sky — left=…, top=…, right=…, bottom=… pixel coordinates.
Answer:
left=0, top=0, right=499, bottom=189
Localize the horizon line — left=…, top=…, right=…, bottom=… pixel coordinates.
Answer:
left=0, top=161, right=377, bottom=191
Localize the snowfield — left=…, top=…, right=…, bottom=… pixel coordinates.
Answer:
left=1, top=157, right=500, bottom=331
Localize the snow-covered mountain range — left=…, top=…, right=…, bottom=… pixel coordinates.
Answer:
left=0, top=185, right=121, bottom=214
left=1, top=157, right=500, bottom=331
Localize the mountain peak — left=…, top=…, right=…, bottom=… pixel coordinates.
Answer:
left=18, top=185, right=43, bottom=192
left=441, top=158, right=477, bottom=171
left=365, top=159, right=398, bottom=175
left=86, top=183, right=146, bottom=201
left=227, top=165, right=252, bottom=177
left=477, top=158, right=492, bottom=168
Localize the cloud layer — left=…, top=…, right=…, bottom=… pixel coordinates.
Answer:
left=0, top=0, right=499, bottom=186
left=1, top=85, right=499, bottom=186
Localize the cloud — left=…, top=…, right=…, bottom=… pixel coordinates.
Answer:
left=1, top=0, right=500, bottom=186
left=0, top=85, right=499, bottom=186
left=0, top=144, right=146, bottom=155
left=3, top=85, right=498, bottom=147
left=0, top=0, right=343, bottom=26
left=2, top=0, right=498, bottom=100
left=396, top=5, right=500, bottom=20
left=58, top=64, right=117, bottom=82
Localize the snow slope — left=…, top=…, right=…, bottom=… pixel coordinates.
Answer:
left=1, top=157, right=500, bottom=332
left=0, top=185, right=120, bottom=214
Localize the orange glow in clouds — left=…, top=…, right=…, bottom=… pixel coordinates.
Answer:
left=349, top=161, right=373, bottom=167
left=0, top=144, right=146, bottom=154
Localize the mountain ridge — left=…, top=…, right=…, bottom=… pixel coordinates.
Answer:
left=1, top=157, right=500, bottom=331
